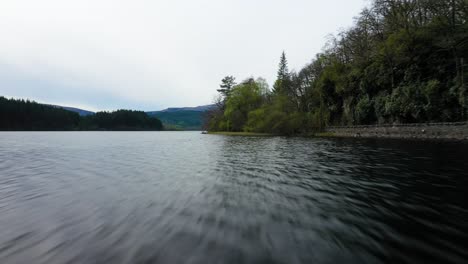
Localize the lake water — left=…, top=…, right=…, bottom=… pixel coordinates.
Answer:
left=0, top=132, right=467, bottom=264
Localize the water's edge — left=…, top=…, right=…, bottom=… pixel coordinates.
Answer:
left=325, top=122, right=468, bottom=141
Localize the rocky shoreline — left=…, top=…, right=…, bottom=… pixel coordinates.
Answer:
left=325, top=122, right=468, bottom=141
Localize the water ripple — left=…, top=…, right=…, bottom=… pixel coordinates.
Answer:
left=0, top=132, right=467, bottom=263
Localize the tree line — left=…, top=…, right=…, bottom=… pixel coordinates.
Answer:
left=206, top=0, right=467, bottom=135
left=0, top=97, right=163, bottom=131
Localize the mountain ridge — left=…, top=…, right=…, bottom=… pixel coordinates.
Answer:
left=52, top=103, right=216, bottom=130
left=49, top=105, right=95, bottom=116
left=146, top=104, right=215, bottom=130
left=146, top=104, right=215, bottom=114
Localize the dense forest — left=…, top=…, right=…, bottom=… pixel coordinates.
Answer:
left=207, top=0, right=468, bottom=135
left=0, top=97, right=163, bottom=131
left=149, top=110, right=206, bottom=130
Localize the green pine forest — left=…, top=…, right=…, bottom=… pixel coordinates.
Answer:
left=0, top=97, right=163, bottom=131
left=206, top=0, right=468, bottom=135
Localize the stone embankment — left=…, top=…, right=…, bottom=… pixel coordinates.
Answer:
left=326, top=122, right=468, bottom=141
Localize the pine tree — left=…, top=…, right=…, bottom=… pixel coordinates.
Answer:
left=273, top=51, right=291, bottom=94
left=277, top=51, right=289, bottom=80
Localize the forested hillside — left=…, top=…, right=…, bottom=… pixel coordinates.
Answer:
left=0, top=97, right=81, bottom=130
left=81, top=110, right=163, bottom=131
left=148, top=110, right=205, bottom=130
left=0, top=97, right=163, bottom=131
left=147, top=105, right=214, bottom=130
left=207, top=0, right=467, bottom=135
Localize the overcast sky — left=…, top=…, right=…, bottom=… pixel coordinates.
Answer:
left=0, top=0, right=368, bottom=111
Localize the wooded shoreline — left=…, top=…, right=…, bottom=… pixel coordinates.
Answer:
left=206, top=0, right=467, bottom=135
left=207, top=122, right=468, bottom=141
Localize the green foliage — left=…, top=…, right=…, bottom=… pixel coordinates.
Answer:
left=150, top=110, right=204, bottom=130
left=0, top=97, right=163, bottom=131
left=374, top=92, right=390, bottom=123
left=208, top=0, right=468, bottom=135
left=355, top=95, right=374, bottom=124
left=422, top=80, right=441, bottom=120
left=81, top=110, right=163, bottom=131
left=223, top=78, right=264, bottom=131
left=244, top=108, right=268, bottom=132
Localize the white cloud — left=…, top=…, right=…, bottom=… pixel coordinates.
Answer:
left=0, top=0, right=367, bottom=110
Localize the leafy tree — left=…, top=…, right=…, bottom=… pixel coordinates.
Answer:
left=208, top=0, right=468, bottom=135
left=224, top=78, right=263, bottom=131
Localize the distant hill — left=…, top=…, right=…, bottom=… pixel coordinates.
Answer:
left=147, top=104, right=215, bottom=130
left=51, top=105, right=95, bottom=116
left=150, top=104, right=215, bottom=113
left=2, top=98, right=214, bottom=131
left=0, top=97, right=163, bottom=131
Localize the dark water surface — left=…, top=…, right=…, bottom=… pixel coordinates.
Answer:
left=0, top=132, right=467, bottom=264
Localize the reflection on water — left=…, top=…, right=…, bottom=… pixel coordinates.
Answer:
left=0, top=132, right=467, bottom=264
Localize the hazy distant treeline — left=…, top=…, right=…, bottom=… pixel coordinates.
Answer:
left=0, top=97, right=163, bottom=131
left=207, top=0, right=467, bottom=135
